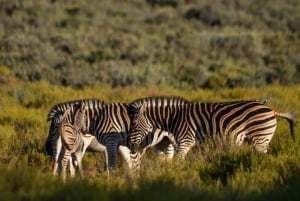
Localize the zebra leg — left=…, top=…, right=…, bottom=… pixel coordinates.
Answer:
left=53, top=137, right=62, bottom=176
left=53, top=159, right=60, bottom=176
left=165, top=143, right=175, bottom=160
left=177, top=141, right=195, bottom=160
left=252, top=137, right=271, bottom=153
left=130, top=151, right=141, bottom=171
left=164, top=132, right=177, bottom=160
left=62, top=151, right=71, bottom=181
left=74, top=152, right=84, bottom=179
left=248, top=126, right=276, bottom=153
left=118, top=145, right=132, bottom=169
left=102, top=147, right=110, bottom=176
left=167, top=133, right=178, bottom=151
left=103, top=135, right=119, bottom=171
left=69, top=155, right=76, bottom=178
left=235, top=132, right=247, bottom=147
left=106, top=142, right=119, bottom=170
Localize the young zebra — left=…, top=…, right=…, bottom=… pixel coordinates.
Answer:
left=46, top=99, right=104, bottom=160
left=58, top=102, right=92, bottom=180
left=128, top=98, right=296, bottom=162
left=47, top=99, right=105, bottom=176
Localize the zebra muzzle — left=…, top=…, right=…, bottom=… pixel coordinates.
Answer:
left=130, top=143, right=139, bottom=154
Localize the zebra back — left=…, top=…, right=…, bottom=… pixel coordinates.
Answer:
left=47, top=99, right=104, bottom=121
left=129, top=99, right=295, bottom=157
left=128, top=96, right=188, bottom=113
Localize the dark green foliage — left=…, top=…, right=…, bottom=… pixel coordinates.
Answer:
left=1, top=0, right=300, bottom=89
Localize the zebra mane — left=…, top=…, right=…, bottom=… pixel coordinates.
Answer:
left=73, top=102, right=88, bottom=132
left=47, top=99, right=104, bottom=121
left=61, top=107, right=72, bottom=121
left=130, top=96, right=188, bottom=106
left=128, top=96, right=189, bottom=114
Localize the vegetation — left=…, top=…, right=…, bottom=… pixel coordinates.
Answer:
left=0, top=73, right=299, bottom=201
left=0, top=0, right=300, bottom=200
left=1, top=0, right=300, bottom=89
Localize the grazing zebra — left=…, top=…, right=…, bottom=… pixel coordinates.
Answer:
left=128, top=98, right=295, bottom=161
left=129, top=128, right=179, bottom=170
left=47, top=99, right=176, bottom=175
left=140, top=128, right=178, bottom=157
left=89, top=102, right=178, bottom=170
left=58, top=102, right=90, bottom=180
left=128, top=96, right=189, bottom=155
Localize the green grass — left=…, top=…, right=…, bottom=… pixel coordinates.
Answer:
left=0, top=79, right=299, bottom=201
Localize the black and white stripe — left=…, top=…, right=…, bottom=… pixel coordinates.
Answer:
left=46, top=99, right=104, bottom=159
left=58, top=103, right=87, bottom=180
left=47, top=99, right=104, bottom=175
left=46, top=99, right=175, bottom=175
left=129, top=98, right=295, bottom=160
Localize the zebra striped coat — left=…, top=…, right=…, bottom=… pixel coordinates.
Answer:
left=58, top=103, right=88, bottom=180
left=46, top=99, right=104, bottom=158
left=129, top=98, right=295, bottom=159
left=47, top=99, right=105, bottom=175
left=46, top=99, right=133, bottom=173
left=47, top=99, right=177, bottom=174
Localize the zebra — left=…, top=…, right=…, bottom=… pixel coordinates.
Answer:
left=128, top=98, right=296, bottom=161
left=46, top=99, right=106, bottom=175
left=58, top=102, right=91, bottom=180
left=87, top=102, right=179, bottom=170
left=46, top=99, right=104, bottom=160
left=47, top=99, right=178, bottom=175
left=46, top=99, right=133, bottom=174
left=127, top=96, right=189, bottom=157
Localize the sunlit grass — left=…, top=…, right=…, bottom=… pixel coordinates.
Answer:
left=0, top=80, right=299, bottom=201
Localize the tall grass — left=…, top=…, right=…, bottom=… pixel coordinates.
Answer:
left=0, top=79, right=299, bottom=201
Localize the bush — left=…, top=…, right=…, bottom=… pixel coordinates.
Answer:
left=1, top=0, right=300, bottom=89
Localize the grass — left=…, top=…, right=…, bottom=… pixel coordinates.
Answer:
left=0, top=78, right=299, bottom=201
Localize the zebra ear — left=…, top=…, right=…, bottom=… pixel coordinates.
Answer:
left=80, top=101, right=87, bottom=112
left=127, top=104, right=139, bottom=116
left=138, top=103, right=147, bottom=114
left=62, top=107, right=72, bottom=119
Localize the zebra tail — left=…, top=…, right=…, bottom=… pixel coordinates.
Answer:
left=275, top=112, right=297, bottom=141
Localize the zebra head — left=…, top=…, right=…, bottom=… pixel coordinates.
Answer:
left=128, top=102, right=154, bottom=153
left=73, top=102, right=89, bottom=133
left=61, top=107, right=73, bottom=122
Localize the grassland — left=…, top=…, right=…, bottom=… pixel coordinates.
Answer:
left=1, top=1, right=300, bottom=200
left=0, top=75, right=299, bottom=201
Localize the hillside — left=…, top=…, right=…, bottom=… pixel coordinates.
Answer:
left=1, top=0, right=300, bottom=89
